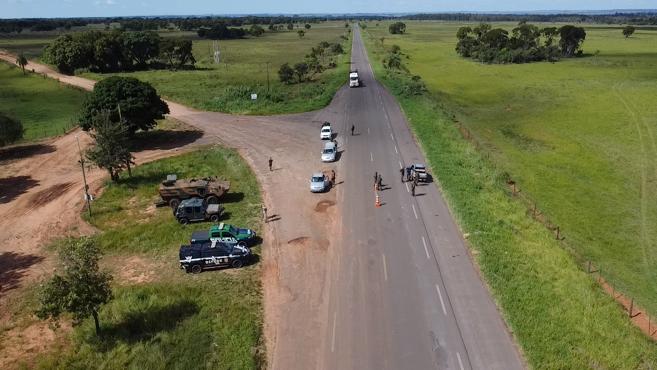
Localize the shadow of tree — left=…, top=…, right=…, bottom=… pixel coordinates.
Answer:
left=0, top=144, right=56, bottom=163
left=130, top=130, right=204, bottom=152
left=0, top=176, right=40, bottom=204
left=92, top=299, right=199, bottom=351
left=0, top=252, right=45, bottom=297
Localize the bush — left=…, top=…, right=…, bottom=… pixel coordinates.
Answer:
left=389, top=22, right=406, bottom=35
left=0, top=112, right=23, bottom=146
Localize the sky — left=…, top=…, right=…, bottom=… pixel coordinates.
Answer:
left=3, top=0, right=656, bottom=19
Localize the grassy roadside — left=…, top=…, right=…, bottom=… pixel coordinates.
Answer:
left=80, top=23, right=352, bottom=115
left=363, top=27, right=657, bottom=369
left=30, top=146, right=264, bottom=369
left=0, top=62, right=85, bottom=142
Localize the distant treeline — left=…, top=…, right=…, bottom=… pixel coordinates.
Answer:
left=407, top=12, right=657, bottom=25
left=0, top=16, right=328, bottom=33
left=43, top=30, right=194, bottom=74
left=456, top=22, right=586, bottom=64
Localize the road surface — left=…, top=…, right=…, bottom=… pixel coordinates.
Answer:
left=319, top=27, right=525, bottom=370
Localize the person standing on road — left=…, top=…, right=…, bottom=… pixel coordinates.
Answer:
left=374, top=172, right=378, bottom=188
left=400, top=167, right=405, bottom=183
left=330, top=169, right=336, bottom=185
left=411, top=181, right=416, bottom=196
left=351, top=124, right=355, bottom=136
left=406, top=166, right=412, bottom=182
left=268, top=157, right=273, bottom=171
left=262, top=204, right=268, bottom=223
left=377, top=174, right=383, bottom=191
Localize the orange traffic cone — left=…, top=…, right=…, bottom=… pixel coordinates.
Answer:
left=375, top=193, right=381, bottom=207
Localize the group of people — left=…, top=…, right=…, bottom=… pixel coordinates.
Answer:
left=400, top=166, right=419, bottom=196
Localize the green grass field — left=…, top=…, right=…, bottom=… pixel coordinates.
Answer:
left=363, top=22, right=657, bottom=368
left=81, top=23, right=352, bottom=114
left=33, top=146, right=264, bottom=369
left=0, top=62, right=85, bottom=142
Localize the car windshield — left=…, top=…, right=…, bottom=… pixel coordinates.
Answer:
left=228, top=225, right=238, bottom=234
left=322, top=128, right=330, bottom=132
left=350, top=76, right=358, bottom=80
left=312, top=176, right=324, bottom=182
left=322, top=149, right=334, bottom=154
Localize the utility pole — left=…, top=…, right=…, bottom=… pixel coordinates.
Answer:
left=266, top=61, right=270, bottom=94
left=76, top=135, right=92, bottom=218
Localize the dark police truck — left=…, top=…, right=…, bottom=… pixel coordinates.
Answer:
left=179, top=238, right=251, bottom=273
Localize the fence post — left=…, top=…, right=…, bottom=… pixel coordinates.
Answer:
left=556, top=226, right=560, bottom=240
left=629, top=298, right=634, bottom=318
left=587, top=261, right=591, bottom=273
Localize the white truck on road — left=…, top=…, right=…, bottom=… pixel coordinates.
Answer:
left=349, top=70, right=360, bottom=87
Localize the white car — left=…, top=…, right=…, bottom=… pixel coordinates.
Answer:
left=310, top=172, right=330, bottom=193
left=320, top=123, right=332, bottom=140
left=349, top=71, right=360, bottom=87
left=321, top=141, right=337, bottom=162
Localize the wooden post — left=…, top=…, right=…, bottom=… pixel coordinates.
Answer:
left=556, top=226, right=560, bottom=240
left=629, top=298, right=634, bottom=318
left=587, top=261, right=591, bottom=273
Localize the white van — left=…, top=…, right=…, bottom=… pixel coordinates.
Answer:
left=321, top=141, right=337, bottom=162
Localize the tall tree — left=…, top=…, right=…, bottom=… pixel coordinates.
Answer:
left=86, top=111, right=134, bottom=181
left=0, top=113, right=23, bottom=147
left=622, top=25, right=636, bottom=38
left=388, top=22, right=406, bottom=35
left=16, top=53, right=27, bottom=75
left=123, top=31, right=160, bottom=68
left=293, top=62, right=309, bottom=83
left=559, top=25, right=586, bottom=57
left=304, top=23, right=311, bottom=30
left=159, top=38, right=196, bottom=70
left=35, top=237, right=113, bottom=336
left=297, top=30, right=305, bottom=38
left=79, top=76, right=169, bottom=135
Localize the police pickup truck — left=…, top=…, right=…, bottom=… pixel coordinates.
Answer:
left=179, top=239, right=251, bottom=273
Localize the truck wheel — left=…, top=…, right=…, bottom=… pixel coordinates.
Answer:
left=210, top=214, right=220, bottom=222
left=191, top=264, right=202, bottom=274
left=238, top=241, right=247, bottom=247
left=231, top=259, right=244, bottom=268
left=169, top=198, right=180, bottom=209
left=178, top=218, right=189, bottom=225
left=205, top=195, right=219, bottom=205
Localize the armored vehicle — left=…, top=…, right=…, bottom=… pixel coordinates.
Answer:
left=158, top=174, right=230, bottom=209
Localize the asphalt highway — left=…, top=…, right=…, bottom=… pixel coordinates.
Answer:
left=319, top=26, right=525, bottom=370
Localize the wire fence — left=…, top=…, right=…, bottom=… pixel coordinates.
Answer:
left=455, top=120, right=657, bottom=341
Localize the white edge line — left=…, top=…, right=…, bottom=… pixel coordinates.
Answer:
left=331, top=311, right=337, bottom=352
left=412, top=204, right=418, bottom=219
left=399, top=161, right=403, bottom=169
left=421, top=236, right=430, bottom=259
left=390, top=133, right=394, bottom=141
left=405, top=183, right=410, bottom=192
left=435, top=284, right=447, bottom=316
left=382, top=253, right=388, bottom=281
left=456, top=352, right=465, bottom=370
left=394, top=145, right=398, bottom=154
left=370, top=152, right=374, bottom=162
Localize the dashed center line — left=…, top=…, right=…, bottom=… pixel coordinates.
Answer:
left=435, top=284, right=447, bottom=316
left=390, top=133, right=394, bottom=141
left=456, top=352, right=465, bottom=370
left=398, top=161, right=403, bottom=169
left=412, top=204, right=418, bottom=219
left=405, top=183, right=410, bottom=192
left=394, top=145, right=398, bottom=154
left=370, top=152, right=374, bottom=162
left=382, top=253, right=388, bottom=281
left=421, top=236, right=430, bottom=259
left=367, top=127, right=370, bottom=134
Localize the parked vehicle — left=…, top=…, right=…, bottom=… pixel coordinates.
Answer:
left=320, top=122, right=332, bottom=140
left=179, top=239, right=251, bottom=273
left=321, top=141, right=337, bottom=162
left=158, top=174, right=230, bottom=209
left=174, top=198, right=224, bottom=224
left=410, top=163, right=429, bottom=182
left=209, top=223, right=257, bottom=247
left=349, top=70, right=360, bottom=87
left=310, top=172, right=331, bottom=193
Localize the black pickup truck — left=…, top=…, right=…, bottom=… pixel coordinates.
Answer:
left=179, top=239, right=251, bottom=273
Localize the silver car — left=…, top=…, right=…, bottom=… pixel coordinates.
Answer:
left=310, top=172, right=330, bottom=193
left=321, top=141, right=337, bottom=162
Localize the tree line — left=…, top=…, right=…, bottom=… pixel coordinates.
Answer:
left=43, top=30, right=195, bottom=74
left=278, top=40, right=345, bottom=84
left=456, top=23, right=587, bottom=64
left=406, top=12, right=657, bottom=25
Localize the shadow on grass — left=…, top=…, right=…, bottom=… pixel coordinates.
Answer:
left=0, top=252, right=45, bottom=298
left=222, top=192, right=244, bottom=204
left=0, top=176, right=40, bottom=204
left=93, top=299, right=200, bottom=351
left=130, top=129, right=203, bottom=152
left=0, top=144, right=56, bottom=162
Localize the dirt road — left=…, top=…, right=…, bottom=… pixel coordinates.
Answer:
left=0, top=53, right=343, bottom=369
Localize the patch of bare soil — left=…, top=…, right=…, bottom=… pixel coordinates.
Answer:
left=287, top=236, right=310, bottom=246
left=29, top=182, right=74, bottom=208
left=314, top=200, right=336, bottom=213
left=0, top=321, right=71, bottom=370
left=112, top=255, right=162, bottom=285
